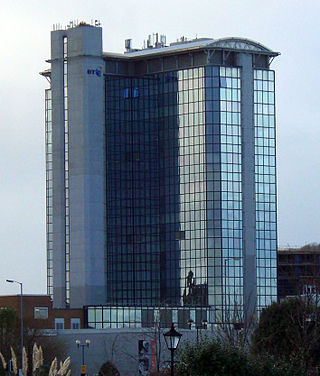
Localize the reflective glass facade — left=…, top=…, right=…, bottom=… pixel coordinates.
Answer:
left=87, top=305, right=219, bottom=329
left=205, top=67, right=243, bottom=320
left=103, top=64, right=276, bottom=322
left=254, top=69, right=277, bottom=310
left=106, top=76, right=162, bottom=306
left=177, top=68, right=208, bottom=308
left=105, top=69, right=207, bottom=307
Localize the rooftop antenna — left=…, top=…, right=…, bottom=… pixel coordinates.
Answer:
left=125, top=39, right=132, bottom=52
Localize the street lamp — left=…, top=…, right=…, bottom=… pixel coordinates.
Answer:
left=76, top=339, right=90, bottom=376
left=6, top=279, right=23, bottom=376
left=163, top=323, right=182, bottom=376
left=202, top=319, right=208, bottom=329
left=187, top=318, right=208, bottom=344
left=197, top=319, right=208, bottom=344
left=187, top=318, right=194, bottom=329
left=224, top=257, right=241, bottom=324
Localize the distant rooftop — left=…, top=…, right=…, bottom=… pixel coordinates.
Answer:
left=278, top=243, right=320, bottom=254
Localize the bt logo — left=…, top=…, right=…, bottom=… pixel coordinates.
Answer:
left=87, top=66, right=103, bottom=77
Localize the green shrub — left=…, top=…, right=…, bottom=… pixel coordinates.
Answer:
left=251, top=297, right=320, bottom=368
left=99, top=361, right=120, bottom=376
left=176, top=338, right=306, bottom=376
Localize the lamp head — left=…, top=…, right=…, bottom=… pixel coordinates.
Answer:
left=163, top=323, right=182, bottom=351
left=187, top=318, right=194, bottom=329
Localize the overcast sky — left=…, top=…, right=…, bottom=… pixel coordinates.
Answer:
left=0, top=0, right=319, bottom=295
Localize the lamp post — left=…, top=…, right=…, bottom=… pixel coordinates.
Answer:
left=75, top=339, right=90, bottom=375
left=188, top=318, right=208, bottom=344
left=163, top=323, right=182, bottom=376
left=201, top=319, right=208, bottom=332
left=197, top=319, right=208, bottom=344
left=6, top=280, right=23, bottom=376
left=223, top=257, right=241, bottom=324
left=187, top=318, right=197, bottom=343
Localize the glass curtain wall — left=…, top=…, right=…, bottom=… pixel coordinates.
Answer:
left=104, top=65, right=254, bottom=318
left=219, top=67, right=243, bottom=320
left=158, top=72, right=180, bottom=305
left=205, top=66, right=243, bottom=321
left=105, top=67, right=209, bottom=309
left=87, top=305, right=218, bottom=329
left=45, top=89, right=53, bottom=298
left=105, top=76, right=161, bottom=306
left=254, top=69, right=277, bottom=311
left=177, top=67, right=208, bottom=309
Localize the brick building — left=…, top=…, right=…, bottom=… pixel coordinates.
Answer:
left=0, top=295, right=83, bottom=329
left=278, top=244, right=320, bottom=300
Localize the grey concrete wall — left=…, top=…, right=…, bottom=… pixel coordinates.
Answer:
left=50, top=26, right=106, bottom=308
left=51, top=328, right=203, bottom=376
left=237, top=53, right=257, bottom=325
left=51, top=29, right=69, bottom=308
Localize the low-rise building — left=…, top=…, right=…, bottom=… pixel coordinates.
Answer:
left=0, top=295, right=84, bottom=329
left=278, top=244, right=320, bottom=300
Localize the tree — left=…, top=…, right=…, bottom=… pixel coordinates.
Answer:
left=0, top=308, right=67, bottom=374
left=0, top=308, right=19, bottom=360
left=251, top=296, right=320, bottom=369
left=176, top=338, right=306, bottom=376
left=99, top=361, right=120, bottom=376
left=177, top=340, right=250, bottom=376
left=215, top=300, right=257, bottom=350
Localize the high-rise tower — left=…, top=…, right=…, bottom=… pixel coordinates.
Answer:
left=42, top=23, right=279, bottom=328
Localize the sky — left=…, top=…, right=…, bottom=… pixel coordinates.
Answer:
left=0, top=0, right=319, bottom=295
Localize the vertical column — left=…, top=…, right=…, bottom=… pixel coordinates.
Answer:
left=45, top=89, right=53, bottom=298
left=238, top=53, right=257, bottom=325
left=205, top=66, right=223, bottom=317
left=50, top=26, right=106, bottom=308
left=51, top=29, right=68, bottom=308
left=68, top=26, right=106, bottom=308
left=63, top=36, right=70, bottom=306
left=253, top=69, right=277, bottom=310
